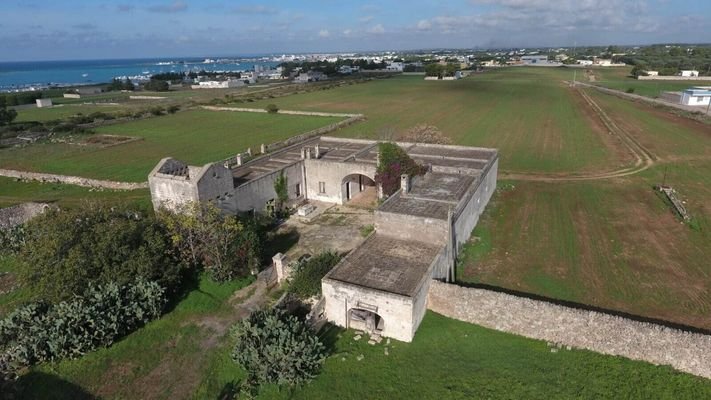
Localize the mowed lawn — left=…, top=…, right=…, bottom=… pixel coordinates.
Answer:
left=0, top=110, right=341, bottom=182
left=459, top=162, right=711, bottom=329
left=248, top=70, right=618, bottom=174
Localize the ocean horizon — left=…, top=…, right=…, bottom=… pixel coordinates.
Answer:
left=0, top=56, right=279, bottom=92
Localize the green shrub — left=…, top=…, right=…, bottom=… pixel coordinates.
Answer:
left=626, top=87, right=635, bottom=93
left=231, top=308, right=325, bottom=388
left=167, top=105, right=180, bottom=114
left=288, top=251, right=341, bottom=299
left=20, top=205, right=183, bottom=302
left=0, top=225, right=25, bottom=254
left=359, top=224, right=374, bottom=237
left=149, top=106, right=165, bottom=116
left=265, top=104, right=279, bottom=114
left=0, top=279, right=165, bottom=380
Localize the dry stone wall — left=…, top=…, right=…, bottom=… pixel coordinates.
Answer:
left=0, top=169, right=147, bottom=190
left=428, top=280, right=711, bottom=379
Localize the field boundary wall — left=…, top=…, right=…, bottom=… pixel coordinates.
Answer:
left=428, top=280, right=711, bottom=379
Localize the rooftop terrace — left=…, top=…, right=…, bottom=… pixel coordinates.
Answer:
left=326, top=233, right=442, bottom=297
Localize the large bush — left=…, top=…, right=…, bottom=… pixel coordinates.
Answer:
left=20, top=205, right=182, bottom=302
left=0, top=225, right=25, bottom=255
left=0, top=279, right=165, bottom=380
left=231, top=308, right=325, bottom=388
left=159, top=202, right=263, bottom=283
left=375, top=142, right=427, bottom=197
left=288, top=251, right=341, bottom=299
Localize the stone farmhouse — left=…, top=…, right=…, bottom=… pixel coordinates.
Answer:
left=149, top=136, right=498, bottom=342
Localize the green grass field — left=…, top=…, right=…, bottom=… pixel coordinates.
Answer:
left=14, top=104, right=127, bottom=122
left=257, top=312, right=711, bottom=400
left=0, top=176, right=150, bottom=209
left=247, top=70, right=618, bottom=174
left=0, top=110, right=341, bottom=182
left=581, top=66, right=711, bottom=98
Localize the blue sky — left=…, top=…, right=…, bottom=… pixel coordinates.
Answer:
left=1, top=0, right=710, bottom=61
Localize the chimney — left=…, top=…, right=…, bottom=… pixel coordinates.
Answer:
left=301, top=147, right=306, bottom=159
left=401, top=174, right=410, bottom=194
left=246, top=147, right=252, bottom=156
left=306, top=147, right=312, bottom=159
left=260, top=143, right=266, bottom=154
left=236, top=154, right=243, bottom=166
left=314, top=144, right=321, bottom=159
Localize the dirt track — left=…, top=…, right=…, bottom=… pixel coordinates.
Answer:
left=502, top=86, right=658, bottom=182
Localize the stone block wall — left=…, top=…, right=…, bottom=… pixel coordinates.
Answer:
left=322, top=278, right=417, bottom=342
left=427, top=280, right=711, bottom=379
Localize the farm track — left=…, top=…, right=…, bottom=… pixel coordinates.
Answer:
left=502, top=87, right=657, bottom=182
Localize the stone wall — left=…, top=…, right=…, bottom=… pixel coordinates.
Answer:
left=637, top=75, right=711, bottom=81
left=452, top=157, right=498, bottom=252
left=0, top=169, right=147, bottom=190
left=427, top=281, right=711, bottom=379
left=0, top=202, right=50, bottom=229
left=322, top=278, right=417, bottom=342
left=303, top=159, right=376, bottom=204
left=232, top=161, right=305, bottom=213
left=374, top=207, right=448, bottom=245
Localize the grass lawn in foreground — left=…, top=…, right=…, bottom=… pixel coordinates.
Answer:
left=246, top=69, right=619, bottom=174
left=13, top=274, right=253, bottom=399
left=258, top=312, right=711, bottom=399
left=0, top=109, right=341, bottom=182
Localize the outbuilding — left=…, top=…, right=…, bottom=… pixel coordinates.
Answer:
left=35, top=98, right=53, bottom=108
left=680, top=87, right=711, bottom=106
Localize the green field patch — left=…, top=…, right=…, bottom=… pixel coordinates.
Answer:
left=0, top=109, right=342, bottom=182
left=459, top=178, right=711, bottom=329
left=15, top=104, right=125, bottom=122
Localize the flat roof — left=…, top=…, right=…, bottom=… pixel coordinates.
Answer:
left=326, top=234, right=442, bottom=297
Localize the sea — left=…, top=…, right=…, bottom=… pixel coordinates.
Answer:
left=0, top=57, right=280, bottom=92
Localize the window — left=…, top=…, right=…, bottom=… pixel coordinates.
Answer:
left=295, top=183, right=301, bottom=197
left=318, top=182, right=326, bottom=194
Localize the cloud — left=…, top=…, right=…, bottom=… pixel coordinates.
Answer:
left=318, top=29, right=330, bottom=38
left=366, top=24, right=385, bottom=34
left=342, top=29, right=353, bottom=37
left=72, top=23, right=98, bottom=30
left=232, top=5, right=279, bottom=15
left=116, top=4, right=134, bottom=12
left=359, top=15, right=374, bottom=23
left=147, top=1, right=188, bottom=13
left=416, top=20, right=432, bottom=31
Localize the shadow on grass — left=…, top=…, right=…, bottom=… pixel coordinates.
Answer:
left=9, top=371, right=97, bottom=400
left=318, top=322, right=344, bottom=355
left=455, top=280, right=711, bottom=335
left=264, top=227, right=300, bottom=261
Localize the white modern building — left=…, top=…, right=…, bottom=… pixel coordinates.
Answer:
left=680, top=87, right=711, bottom=106
left=35, top=98, right=53, bottom=108
left=680, top=70, right=700, bottom=77
left=191, top=79, right=244, bottom=89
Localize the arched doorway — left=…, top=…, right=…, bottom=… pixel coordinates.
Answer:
left=348, top=308, right=384, bottom=334
left=341, top=174, right=376, bottom=206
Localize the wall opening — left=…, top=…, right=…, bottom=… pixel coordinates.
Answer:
left=348, top=308, right=384, bottom=334
left=341, top=174, right=376, bottom=206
